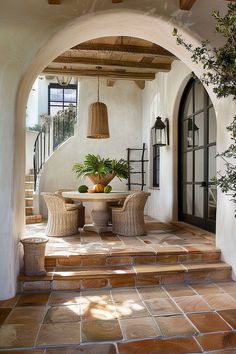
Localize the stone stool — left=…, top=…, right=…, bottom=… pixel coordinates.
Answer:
left=20, top=237, right=49, bottom=276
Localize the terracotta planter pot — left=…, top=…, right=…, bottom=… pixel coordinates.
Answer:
left=88, top=173, right=115, bottom=186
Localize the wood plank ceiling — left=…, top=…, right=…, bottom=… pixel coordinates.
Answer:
left=43, top=36, right=176, bottom=88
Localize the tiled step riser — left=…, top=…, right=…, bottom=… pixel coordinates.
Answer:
left=25, top=207, right=33, bottom=216
left=25, top=175, right=34, bottom=182
left=25, top=190, right=33, bottom=198
left=21, top=267, right=231, bottom=292
left=25, top=199, right=33, bottom=207
left=26, top=215, right=43, bottom=224
left=25, top=182, right=34, bottom=189
left=45, top=252, right=221, bottom=269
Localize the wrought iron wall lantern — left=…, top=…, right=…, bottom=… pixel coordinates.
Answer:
left=187, top=118, right=199, bottom=147
left=151, top=116, right=169, bottom=146
left=87, top=66, right=110, bottom=139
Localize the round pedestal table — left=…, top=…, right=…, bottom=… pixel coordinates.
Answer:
left=62, top=191, right=131, bottom=234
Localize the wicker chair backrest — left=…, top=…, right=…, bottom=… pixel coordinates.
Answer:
left=122, top=191, right=149, bottom=212
left=42, top=193, right=67, bottom=212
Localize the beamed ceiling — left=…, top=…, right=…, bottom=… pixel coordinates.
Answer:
left=43, top=36, right=176, bottom=88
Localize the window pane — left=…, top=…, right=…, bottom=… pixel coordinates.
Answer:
left=195, top=149, right=204, bottom=182
left=208, top=145, right=216, bottom=181
left=208, top=107, right=217, bottom=144
left=50, top=106, right=62, bottom=116
left=194, top=113, right=204, bottom=147
left=50, top=88, right=63, bottom=101
left=50, top=102, right=63, bottom=106
left=64, top=89, right=77, bottom=102
left=183, top=87, right=193, bottom=118
left=194, top=81, right=204, bottom=112
left=183, top=152, right=193, bottom=182
left=194, top=185, right=204, bottom=217
left=183, top=184, right=192, bottom=214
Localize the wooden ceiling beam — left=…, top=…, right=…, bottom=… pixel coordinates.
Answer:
left=43, top=67, right=156, bottom=81
left=48, top=0, right=61, bottom=4
left=180, top=0, right=197, bottom=10
left=53, top=56, right=171, bottom=71
left=72, top=43, right=175, bottom=58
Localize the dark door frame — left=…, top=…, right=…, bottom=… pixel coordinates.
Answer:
left=178, top=78, right=216, bottom=233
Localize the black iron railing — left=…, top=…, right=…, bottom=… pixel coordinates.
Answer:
left=33, top=113, right=76, bottom=190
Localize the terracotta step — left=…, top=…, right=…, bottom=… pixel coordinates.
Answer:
left=25, top=189, right=33, bottom=198
left=45, top=247, right=221, bottom=268
left=25, top=175, right=34, bottom=182
left=25, top=198, right=33, bottom=207
left=19, top=262, right=231, bottom=292
left=26, top=214, right=43, bottom=224
left=25, top=181, right=34, bottom=189
left=25, top=206, right=33, bottom=216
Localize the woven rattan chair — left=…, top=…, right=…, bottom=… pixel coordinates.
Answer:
left=42, top=193, right=83, bottom=236
left=112, top=191, right=150, bottom=236
left=55, top=189, right=85, bottom=227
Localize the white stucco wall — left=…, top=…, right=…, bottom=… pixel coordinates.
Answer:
left=39, top=78, right=143, bottom=217
left=25, top=130, right=38, bottom=175
left=142, top=60, right=191, bottom=221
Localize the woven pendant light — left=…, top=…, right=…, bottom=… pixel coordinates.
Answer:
left=87, top=67, right=110, bottom=139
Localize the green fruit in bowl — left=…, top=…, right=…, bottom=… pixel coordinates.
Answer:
left=104, top=185, right=112, bottom=193
left=78, top=185, right=88, bottom=193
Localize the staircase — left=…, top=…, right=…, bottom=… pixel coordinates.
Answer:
left=25, top=174, right=43, bottom=224
left=19, top=230, right=231, bottom=292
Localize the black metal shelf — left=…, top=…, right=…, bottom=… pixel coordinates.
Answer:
left=127, top=143, right=148, bottom=191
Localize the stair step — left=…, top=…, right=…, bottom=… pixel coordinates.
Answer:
left=19, top=262, right=231, bottom=292
left=25, top=206, right=33, bottom=216
left=45, top=247, right=221, bottom=268
left=25, top=189, right=33, bottom=198
left=26, top=214, right=43, bottom=224
left=25, top=198, right=33, bottom=207
left=25, top=181, right=34, bottom=189
left=25, top=175, right=34, bottom=182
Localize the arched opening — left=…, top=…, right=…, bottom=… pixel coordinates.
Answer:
left=178, top=78, right=217, bottom=232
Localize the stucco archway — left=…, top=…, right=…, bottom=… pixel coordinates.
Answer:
left=10, top=10, right=220, bottom=300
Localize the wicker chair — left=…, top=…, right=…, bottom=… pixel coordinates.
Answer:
left=42, top=193, right=83, bottom=236
left=112, top=191, right=150, bottom=236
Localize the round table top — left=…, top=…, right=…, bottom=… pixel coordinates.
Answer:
left=62, top=190, right=131, bottom=202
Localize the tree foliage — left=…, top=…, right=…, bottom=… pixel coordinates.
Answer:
left=173, top=3, right=236, bottom=214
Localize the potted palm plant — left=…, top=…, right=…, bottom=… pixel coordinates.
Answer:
left=73, top=154, right=129, bottom=186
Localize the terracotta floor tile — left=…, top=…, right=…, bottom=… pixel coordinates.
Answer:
left=120, top=316, right=161, bottom=340
left=0, top=308, right=11, bottom=325
left=81, top=319, right=122, bottom=342
left=81, top=301, right=117, bottom=320
left=1, top=350, right=44, bottom=354
left=137, top=286, right=168, bottom=300
left=111, top=288, right=140, bottom=303
left=164, top=284, right=196, bottom=297
left=196, top=331, right=236, bottom=351
left=218, top=309, right=236, bottom=328
left=115, top=301, right=149, bottom=318
left=5, top=306, right=46, bottom=324
left=80, top=290, right=112, bottom=303
left=155, top=246, right=187, bottom=254
left=49, top=292, right=81, bottom=306
left=36, top=322, right=80, bottom=346
left=118, top=337, right=202, bottom=354
left=16, top=293, right=49, bottom=307
left=155, top=314, right=198, bottom=337
left=217, top=281, right=236, bottom=293
left=191, top=283, right=225, bottom=295
left=175, top=295, right=212, bottom=313
left=187, top=312, right=231, bottom=333
left=203, top=294, right=236, bottom=310
left=0, top=324, right=39, bottom=348
left=206, top=350, right=236, bottom=354
left=0, top=296, right=19, bottom=308
left=44, top=305, right=81, bottom=323
left=134, top=263, right=185, bottom=274
left=145, top=298, right=181, bottom=316
left=46, top=343, right=117, bottom=353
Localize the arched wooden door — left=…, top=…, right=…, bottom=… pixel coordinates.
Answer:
left=178, top=78, right=217, bottom=232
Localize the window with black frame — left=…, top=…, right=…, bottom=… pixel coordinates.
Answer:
left=48, top=83, right=77, bottom=115
left=153, top=144, right=160, bottom=187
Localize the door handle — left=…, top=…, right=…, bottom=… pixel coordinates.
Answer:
left=200, top=181, right=207, bottom=187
